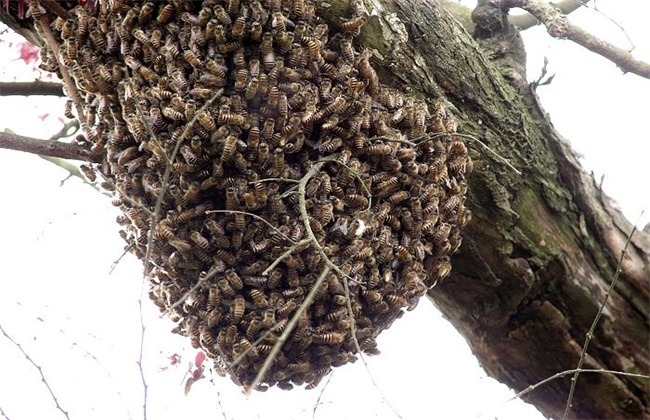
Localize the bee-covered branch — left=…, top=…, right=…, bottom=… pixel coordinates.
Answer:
left=0, top=131, right=101, bottom=162
left=0, top=81, right=65, bottom=96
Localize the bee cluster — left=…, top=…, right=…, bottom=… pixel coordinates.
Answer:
left=41, top=0, right=471, bottom=390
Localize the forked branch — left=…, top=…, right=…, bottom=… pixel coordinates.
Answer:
left=498, top=0, right=650, bottom=78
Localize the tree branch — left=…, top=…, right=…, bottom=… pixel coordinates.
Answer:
left=499, top=0, right=650, bottom=78
left=509, top=0, right=587, bottom=30
left=0, top=131, right=101, bottom=162
left=0, top=81, right=64, bottom=96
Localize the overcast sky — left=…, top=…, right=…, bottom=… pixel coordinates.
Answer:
left=0, top=1, right=647, bottom=419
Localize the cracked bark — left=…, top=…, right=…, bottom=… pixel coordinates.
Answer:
left=2, top=1, right=648, bottom=418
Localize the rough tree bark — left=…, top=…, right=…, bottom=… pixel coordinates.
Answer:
left=1, top=1, right=648, bottom=419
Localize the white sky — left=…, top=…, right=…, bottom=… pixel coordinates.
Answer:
left=0, top=2, right=648, bottom=419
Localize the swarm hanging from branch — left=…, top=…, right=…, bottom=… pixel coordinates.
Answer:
left=32, top=0, right=472, bottom=390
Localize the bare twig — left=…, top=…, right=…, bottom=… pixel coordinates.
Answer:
left=312, top=372, right=334, bottom=419
left=0, top=81, right=65, bottom=96
left=0, top=402, right=11, bottom=420
left=242, top=159, right=347, bottom=392
left=499, top=0, right=650, bottom=78
left=342, top=276, right=403, bottom=420
left=247, top=266, right=332, bottom=394
left=141, top=89, right=224, bottom=276
left=136, top=292, right=149, bottom=420
left=162, top=263, right=223, bottom=317
left=30, top=315, right=134, bottom=420
left=477, top=368, right=650, bottom=419
left=262, top=239, right=311, bottom=275
left=215, top=390, right=229, bottom=420
left=33, top=14, right=89, bottom=134
left=562, top=212, right=643, bottom=419
left=0, top=131, right=101, bottom=162
left=411, top=132, right=522, bottom=175
left=208, top=209, right=296, bottom=245
left=108, top=245, right=134, bottom=275
left=0, top=323, right=70, bottom=420
left=570, top=0, right=636, bottom=50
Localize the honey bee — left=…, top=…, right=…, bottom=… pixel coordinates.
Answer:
left=205, top=58, right=227, bottom=78
left=29, top=0, right=47, bottom=20
left=88, top=29, right=106, bottom=51
left=162, top=106, right=184, bottom=122
left=218, top=111, right=246, bottom=126
left=157, top=4, right=174, bottom=23
left=394, top=244, right=412, bottom=262
left=196, top=111, right=215, bottom=131
left=216, top=249, right=237, bottom=265
left=79, top=164, right=96, bottom=182
left=230, top=15, right=246, bottom=39
left=249, top=289, right=269, bottom=309
left=340, top=15, right=367, bottom=34
left=170, top=69, right=188, bottom=91
left=313, top=332, right=344, bottom=344
left=356, top=51, right=378, bottom=94
left=276, top=300, right=297, bottom=319
left=189, top=25, right=205, bottom=47
left=188, top=231, right=209, bottom=250
left=388, top=190, right=409, bottom=205
left=230, top=295, right=245, bottom=323
left=182, top=50, right=201, bottom=68
left=343, top=194, right=369, bottom=208
left=63, top=100, right=75, bottom=119
left=212, top=5, right=231, bottom=25
left=60, top=19, right=75, bottom=40
left=217, top=278, right=236, bottom=299
left=261, top=308, right=276, bottom=329
left=339, top=39, right=355, bottom=63
left=233, top=212, right=246, bottom=231
left=301, top=36, right=321, bottom=57
left=205, top=286, right=221, bottom=312
left=431, top=222, right=452, bottom=245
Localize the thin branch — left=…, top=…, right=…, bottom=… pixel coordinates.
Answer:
left=136, top=293, right=149, bottom=420
left=312, top=372, right=334, bottom=419
left=0, top=323, right=70, bottom=420
left=562, top=212, right=643, bottom=419
left=39, top=0, right=72, bottom=20
left=476, top=368, right=650, bottom=419
left=342, top=276, right=403, bottom=420
left=499, top=0, right=650, bottom=78
left=510, top=0, right=588, bottom=30
left=247, top=266, right=332, bottom=394
left=0, top=402, right=12, bottom=420
left=141, top=89, right=224, bottom=276
left=33, top=14, right=88, bottom=131
left=0, top=81, right=65, bottom=96
left=0, top=131, right=101, bottom=162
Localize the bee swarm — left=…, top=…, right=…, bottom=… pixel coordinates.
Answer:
left=42, top=0, right=472, bottom=390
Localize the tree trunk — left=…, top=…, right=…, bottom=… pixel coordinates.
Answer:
left=2, top=1, right=648, bottom=418
left=327, top=1, right=649, bottom=418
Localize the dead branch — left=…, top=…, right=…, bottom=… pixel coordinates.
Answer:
left=499, top=0, right=650, bottom=78
left=0, top=81, right=64, bottom=96
left=0, top=131, right=101, bottom=162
